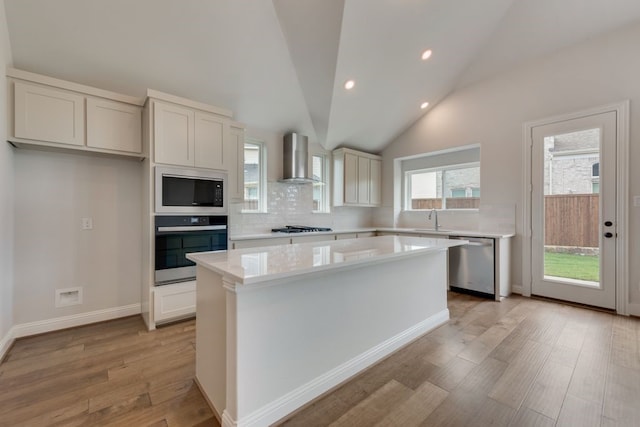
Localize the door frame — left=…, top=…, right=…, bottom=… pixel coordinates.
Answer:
left=521, top=101, right=629, bottom=314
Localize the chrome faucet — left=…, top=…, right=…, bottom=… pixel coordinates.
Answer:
left=428, top=209, right=439, bottom=230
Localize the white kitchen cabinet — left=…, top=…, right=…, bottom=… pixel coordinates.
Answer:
left=290, top=234, right=335, bottom=244
left=333, top=148, right=382, bottom=207
left=369, top=159, right=381, bottom=205
left=228, top=124, right=245, bottom=201
left=153, top=101, right=195, bottom=166
left=232, top=237, right=291, bottom=249
left=8, top=68, right=144, bottom=158
left=152, top=97, right=235, bottom=171
left=195, top=111, right=227, bottom=170
left=14, top=80, right=85, bottom=146
left=153, top=281, right=196, bottom=323
left=86, top=97, right=142, bottom=153
left=335, top=233, right=358, bottom=240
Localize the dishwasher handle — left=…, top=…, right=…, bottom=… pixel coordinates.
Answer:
left=449, top=236, right=494, bottom=247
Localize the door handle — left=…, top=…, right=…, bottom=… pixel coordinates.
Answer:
left=604, top=232, right=614, bottom=238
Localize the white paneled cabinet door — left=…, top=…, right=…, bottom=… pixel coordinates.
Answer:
left=228, top=125, right=245, bottom=201
left=86, top=98, right=142, bottom=153
left=344, top=153, right=359, bottom=204
left=357, top=156, right=370, bottom=205
left=369, top=158, right=381, bottom=205
left=154, top=101, right=194, bottom=166
left=14, top=81, right=85, bottom=146
left=194, top=111, right=227, bottom=170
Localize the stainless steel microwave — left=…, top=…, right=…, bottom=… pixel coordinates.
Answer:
left=155, top=166, right=227, bottom=214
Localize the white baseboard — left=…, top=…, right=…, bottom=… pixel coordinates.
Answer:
left=0, top=326, right=15, bottom=361
left=627, top=303, right=640, bottom=317
left=511, top=285, right=523, bottom=295
left=0, top=303, right=141, bottom=361
left=222, top=308, right=450, bottom=427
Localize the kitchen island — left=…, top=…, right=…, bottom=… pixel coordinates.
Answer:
left=187, top=235, right=466, bottom=427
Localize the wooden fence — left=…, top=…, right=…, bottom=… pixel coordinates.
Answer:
left=413, top=194, right=598, bottom=248
left=545, top=194, right=599, bottom=248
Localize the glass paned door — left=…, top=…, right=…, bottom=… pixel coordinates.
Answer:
left=531, top=111, right=616, bottom=309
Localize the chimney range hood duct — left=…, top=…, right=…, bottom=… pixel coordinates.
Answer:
left=280, top=133, right=315, bottom=183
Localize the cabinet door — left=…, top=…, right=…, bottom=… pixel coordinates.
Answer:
left=369, top=159, right=381, bottom=206
left=344, top=153, right=359, bottom=204
left=86, top=98, right=142, bottom=153
left=194, top=111, right=227, bottom=170
left=357, top=156, right=370, bottom=205
left=154, top=101, right=194, bottom=166
left=14, top=81, right=85, bottom=146
left=228, top=126, right=245, bottom=201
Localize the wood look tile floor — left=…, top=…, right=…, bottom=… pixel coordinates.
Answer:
left=1, top=293, right=639, bottom=426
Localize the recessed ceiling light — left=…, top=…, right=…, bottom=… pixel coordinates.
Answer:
left=420, top=102, right=429, bottom=109
left=421, top=49, right=433, bottom=61
left=344, top=80, right=355, bottom=90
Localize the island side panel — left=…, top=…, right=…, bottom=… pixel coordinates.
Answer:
left=195, top=265, right=227, bottom=419
left=229, top=250, right=449, bottom=425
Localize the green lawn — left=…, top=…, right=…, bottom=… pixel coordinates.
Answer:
left=544, top=251, right=599, bottom=282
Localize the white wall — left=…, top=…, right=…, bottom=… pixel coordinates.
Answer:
left=381, top=22, right=640, bottom=308
left=0, top=1, right=14, bottom=346
left=13, top=150, right=142, bottom=324
left=230, top=127, right=374, bottom=235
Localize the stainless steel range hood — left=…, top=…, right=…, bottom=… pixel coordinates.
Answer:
left=280, top=133, right=316, bottom=183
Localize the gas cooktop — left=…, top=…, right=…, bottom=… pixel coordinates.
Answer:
left=271, top=225, right=333, bottom=233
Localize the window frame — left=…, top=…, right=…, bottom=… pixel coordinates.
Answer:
left=311, top=152, right=330, bottom=213
left=242, top=138, right=267, bottom=213
left=404, top=161, right=480, bottom=211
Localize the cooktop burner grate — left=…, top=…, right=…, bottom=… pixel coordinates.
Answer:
left=271, top=225, right=333, bottom=233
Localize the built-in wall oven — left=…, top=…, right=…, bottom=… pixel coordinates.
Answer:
left=154, top=215, right=228, bottom=285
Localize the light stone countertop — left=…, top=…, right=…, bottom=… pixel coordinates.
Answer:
left=229, top=228, right=377, bottom=241
left=187, top=235, right=467, bottom=286
left=229, top=227, right=514, bottom=241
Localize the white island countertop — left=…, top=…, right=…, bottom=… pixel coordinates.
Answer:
left=187, top=235, right=466, bottom=286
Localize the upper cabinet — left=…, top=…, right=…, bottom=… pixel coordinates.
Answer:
left=14, top=81, right=85, bottom=146
left=8, top=68, right=144, bottom=158
left=228, top=124, right=245, bottom=201
left=333, top=148, right=382, bottom=207
left=86, top=98, right=142, bottom=153
left=148, top=90, right=239, bottom=172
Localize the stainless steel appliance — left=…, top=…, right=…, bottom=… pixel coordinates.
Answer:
left=155, top=166, right=227, bottom=214
left=448, top=236, right=495, bottom=298
left=271, top=225, right=332, bottom=233
left=279, top=133, right=316, bottom=183
left=154, top=215, right=227, bottom=285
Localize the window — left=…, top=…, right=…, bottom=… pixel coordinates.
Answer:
left=243, top=140, right=266, bottom=212
left=312, top=154, right=329, bottom=212
left=591, top=162, right=599, bottom=194
left=405, top=163, right=480, bottom=210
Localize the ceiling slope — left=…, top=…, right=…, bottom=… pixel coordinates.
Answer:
left=5, top=0, right=640, bottom=153
left=273, top=0, right=345, bottom=145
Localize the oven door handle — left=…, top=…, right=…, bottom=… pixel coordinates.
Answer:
left=157, top=225, right=227, bottom=232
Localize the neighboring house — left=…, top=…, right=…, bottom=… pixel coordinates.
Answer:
left=543, top=128, right=600, bottom=195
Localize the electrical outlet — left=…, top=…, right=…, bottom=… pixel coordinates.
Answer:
left=55, top=287, right=83, bottom=307
left=81, top=217, right=93, bottom=230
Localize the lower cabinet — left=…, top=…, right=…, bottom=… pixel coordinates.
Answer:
left=153, top=281, right=196, bottom=323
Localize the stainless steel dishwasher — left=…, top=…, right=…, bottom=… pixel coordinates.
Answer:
left=448, top=236, right=495, bottom=298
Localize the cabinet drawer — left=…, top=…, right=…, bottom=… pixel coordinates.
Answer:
left=153, top=281, right=196, bottom=323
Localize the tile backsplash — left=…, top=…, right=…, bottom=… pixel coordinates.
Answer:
left=229, top=181, right=374, bottom=236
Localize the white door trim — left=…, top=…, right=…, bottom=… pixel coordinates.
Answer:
left=521, top=101, right=629, bottom=314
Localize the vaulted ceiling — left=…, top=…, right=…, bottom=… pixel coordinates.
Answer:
left=5, top=0, right=640, bottom=152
